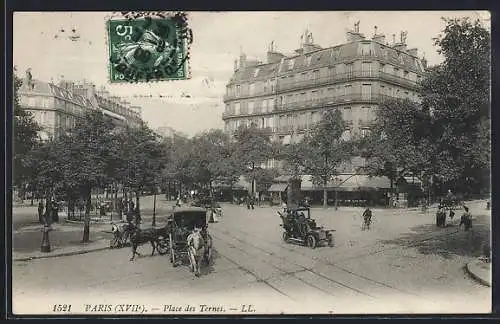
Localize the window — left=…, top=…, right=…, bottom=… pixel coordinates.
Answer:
left=248, top=101, right=254, bottom=114
left=236, top=85, right=241, bottom=95
left=234, top=102, right=241, bottom=115
left=344, top=85, right=352, bottom=98
left=305, top=56, right=312, bottom=66
left=361, top=84, right=372, bottom=100
left=343, top=107, right=352, bottom=120
left=288, top=59, right=295, bottom=70
left=361, top=43, right=371, bottom=56
left=269, top=98, right=274, bottom=110
left=313, top=69, right=320, bottom=80
left=394, top=68, right=400, bottom=77
left=403, top=70, right=409, bottom=79
left=345, top=63, right=353, bottom=76
left=254, top=68, right=260, bottom=77
left=362, top=62, right=372, bottom=76
left=309, top=91, right=315, bottom=102
left=249, top=83, right=255, bottom=95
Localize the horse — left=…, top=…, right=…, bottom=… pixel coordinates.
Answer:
left=187, top=227, right=212, bottom=277
left=129, top=227, right=160, bottom=261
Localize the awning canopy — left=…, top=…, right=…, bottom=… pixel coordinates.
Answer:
left=268, top=183, right=289, bottom=192
left=403, top=176, right=422, bottom=185
left=300, top=174, right=391, bottom=191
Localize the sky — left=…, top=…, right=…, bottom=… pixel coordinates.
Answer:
left=13, top=11, right=490, bottom=136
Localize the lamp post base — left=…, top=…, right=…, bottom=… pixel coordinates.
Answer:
left=40, top=225, right=51, bottom=253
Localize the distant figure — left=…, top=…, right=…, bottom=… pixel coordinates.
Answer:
left=449, top=209, right=455, bottom=219
left=436, top=205, right=446, bottom=228
left=459, top=206, right=472, bottom=230
left=362, top=207, right=372, bottom=230
left=282, top=201, right=288, bottom=213
left=38, top=200, right=45, bottom=224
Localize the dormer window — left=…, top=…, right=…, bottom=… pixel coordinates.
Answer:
left=305, top=56, right=312, bottom=66
left=288, top=59, right=295, bottom=70
left=253, top=68, right=260, bottom=77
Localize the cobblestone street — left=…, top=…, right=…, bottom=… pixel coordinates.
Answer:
left=12, top=200, right=491, bottom=315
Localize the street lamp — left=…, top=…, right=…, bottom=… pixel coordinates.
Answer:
left=334, top=176, right=342, bottom=211
left=40, top=198, right=52, bottom=253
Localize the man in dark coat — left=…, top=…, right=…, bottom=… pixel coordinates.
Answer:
left=38, top=200, right=45, bottom=224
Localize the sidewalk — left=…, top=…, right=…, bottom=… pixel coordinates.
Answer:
left=466, top=258, right=492, bottom=287
left=13, top=220, right=116, bottom=262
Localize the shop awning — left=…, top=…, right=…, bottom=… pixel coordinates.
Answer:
left=301, top=174, right=391, bottom=191
left=268, top=183, right=288, bottom=192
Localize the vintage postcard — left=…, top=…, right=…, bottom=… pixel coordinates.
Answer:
left=11, top=11, right=491, bottom=315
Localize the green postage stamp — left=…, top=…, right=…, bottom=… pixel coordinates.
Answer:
left=107, top=12, right=192, bottom=83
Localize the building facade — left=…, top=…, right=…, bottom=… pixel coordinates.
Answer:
left=222, top=26, right=426, bottom=172
left=18, top=72, right=142, bottom=140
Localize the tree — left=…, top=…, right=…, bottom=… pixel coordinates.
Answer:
left=63, top=111, right=117, bottom=242
left=13, top=72, right=41, bottom=197
left=420, top=17, right=490, bottom=194
left=115, top=123, right=164, bottom=218
left=358, top=98, right=436, bottom=199
left=302, top=109, right=353, bottom=208
left=232, top=124, right=275, bottom=196
left=160, top=133, right=193, bottom=195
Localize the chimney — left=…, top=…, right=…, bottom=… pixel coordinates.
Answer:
left=346, top=20, right=365, bottom=42
left=421, top=56, right=428, bottom=69
left=372, top=26, right=386, bottom=44
left=346, top=31, right=365, bottom=42
left=407, top=48, right=418, bottom=57
left=393, top=31, right=408, bottom=51
left=239, top=52, right=247, bottom=69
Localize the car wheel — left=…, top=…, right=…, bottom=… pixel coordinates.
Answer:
left=307, top=235, right=317, bottom=249
left=327, top=234, right=334, bottom=247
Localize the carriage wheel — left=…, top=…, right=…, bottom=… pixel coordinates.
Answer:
left=306, top=235, right=317, bottom=249
left=156, top=237, right=169, bottom=255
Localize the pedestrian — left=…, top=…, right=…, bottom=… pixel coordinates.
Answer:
left=250, top=195, right=255, bottom=210
left=362, top=207, right=372, bottom=230
left=51, top=198, right=59, bottom=223
left=436, top=205, right=446, bottom=228
left=449, top=209, right=455, bottom=219
left=38, top=200, right=44, bottom=224
left=459, top=205, right=472, bottom=230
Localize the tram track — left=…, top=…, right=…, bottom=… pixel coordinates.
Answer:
left=213, top=232, right=374, bottom=299
left=210, top=219, right=464, bottom=299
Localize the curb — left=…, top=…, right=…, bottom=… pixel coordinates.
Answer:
left=13, top=244, right=110, bottom=262
left=465, top=261, right=491, bottom=287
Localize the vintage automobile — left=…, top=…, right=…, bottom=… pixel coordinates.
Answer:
left=168, top=207, right=213, bottom=273
left=278, top=207, right=334, bottom=249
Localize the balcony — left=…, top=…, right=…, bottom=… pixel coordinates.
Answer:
left=276, top=70, right=418, bottom=93
left=223, top=88, right=275, bottom=101
left=222, top=94, right=396, bottom=119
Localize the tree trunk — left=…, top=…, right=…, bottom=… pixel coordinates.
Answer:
left=82, top=186, right=92, bottom=243
left=323, top=188, right=328, bottom=209
left=135, top=191, right=140, bottom=216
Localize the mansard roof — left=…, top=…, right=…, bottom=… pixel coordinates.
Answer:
left=227, top=40, right=424, bottom=84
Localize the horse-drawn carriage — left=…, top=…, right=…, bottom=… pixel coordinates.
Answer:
left=278, top=207, right=335, bottom=249
left=169, top=207, right=213, bottom=276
